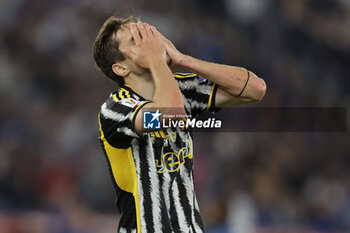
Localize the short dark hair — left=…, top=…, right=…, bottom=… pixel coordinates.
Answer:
left=93, top=16, right=138, bottom=86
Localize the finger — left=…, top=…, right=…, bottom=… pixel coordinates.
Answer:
left=159, top=32, right=169, bottom=43
left=152, top=27, right=168, bottom=42
left=143, top=23, right=154, bottom=37
left=137, top=21, right=148, bottom=38
left=150, top=26, right=166, bottom=44
left=150, top=26, right=158, bottom=37
left=121, top=48, right=136, bottom=61
left=151, top=26, right=163, bottom=38
left=130, top=23, right=141, bottom=45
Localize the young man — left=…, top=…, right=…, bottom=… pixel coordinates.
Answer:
left=93, top=16, right=266, bottom=233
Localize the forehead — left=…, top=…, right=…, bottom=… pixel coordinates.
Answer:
left=115, top=23, right=132, bottom=42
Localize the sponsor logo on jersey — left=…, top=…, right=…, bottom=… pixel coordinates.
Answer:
left=155, top=139, right=192, bottom=173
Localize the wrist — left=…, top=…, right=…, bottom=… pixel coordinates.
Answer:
left=176, top=54, right=191, bottom=68
left=149, top=58, right=172, bottom=78
left=148, top=57, right=167, bottom=68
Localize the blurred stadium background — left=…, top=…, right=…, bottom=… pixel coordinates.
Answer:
left=0, top=0, right=349, bottom=232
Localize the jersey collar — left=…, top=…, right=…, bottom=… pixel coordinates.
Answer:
left=122, top=85, right=147, bottom=101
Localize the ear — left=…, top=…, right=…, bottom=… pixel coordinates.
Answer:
left=112, top=63, right=130, bottom=77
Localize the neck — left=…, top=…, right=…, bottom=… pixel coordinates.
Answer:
left=124, top=72, right=154, bottom=100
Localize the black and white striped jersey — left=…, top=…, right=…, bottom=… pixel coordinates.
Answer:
left=98, top=73, right=219, bottom=233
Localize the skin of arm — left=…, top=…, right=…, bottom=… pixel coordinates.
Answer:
left=151, top=25, right=267, bottom=108
left=121, top=22, right=186, bottom=133
left=178, top=57, right=266, bottom=107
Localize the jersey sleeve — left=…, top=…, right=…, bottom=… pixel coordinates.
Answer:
left=98, top=96, right=150, bottom=148
left=175, top=73, right=220, bottom=117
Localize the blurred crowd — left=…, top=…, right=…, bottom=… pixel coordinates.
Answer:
left=0, top=0, right=349, bottom=232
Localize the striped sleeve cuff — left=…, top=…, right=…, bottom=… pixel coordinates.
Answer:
left=206, top=83, right=220, bottom=112
left=131, top=101, right=151, bottom=130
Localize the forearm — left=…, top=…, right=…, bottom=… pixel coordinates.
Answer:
left=149, top=60, right=185, bottom=111
left=179, top=55, right=266, bottom=101
left=133, top=60, right=185, bottom=133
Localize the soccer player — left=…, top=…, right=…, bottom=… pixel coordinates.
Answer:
left=93, top=16, right=266, bottom=233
